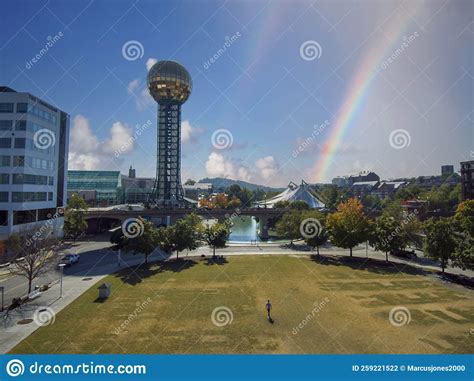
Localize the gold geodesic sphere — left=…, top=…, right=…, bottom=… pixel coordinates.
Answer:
left=147, top=60, right=192, bottom=105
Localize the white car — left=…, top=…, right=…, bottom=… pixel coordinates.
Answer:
left=59, top=254, right=80, bottom=267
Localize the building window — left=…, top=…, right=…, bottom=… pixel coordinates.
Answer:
left=12, top=174, right=48, bottom=185
left=14, top=138, right=26, bottom=149
left=15, top=120, right=26, bottom=131
left=13, top=209, right=37, bottom=225
left=13, top=156, right=25, bottom=167
left=0, top=156, right=10, bottom=166
left=0, top=193, right=8, bottom=203
left=0, top=210, right=7, bottom=226
left=0, top=174, right=9, bottom=184
left=0, top=103, right=14, bottom=113
left=0, top=120, right=12, bottom=130
left=12, top=192, right=47, bottom=202
left=0, top=138, right=11, bottom=148
left=16, top=103, right=28, bottom=113
left=48, top=192, right=53, bottom=201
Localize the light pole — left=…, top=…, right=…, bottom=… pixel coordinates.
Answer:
left=58, top=264, right=66, bottom=298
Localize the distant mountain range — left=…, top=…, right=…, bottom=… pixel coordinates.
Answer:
left=198, top=177, right=284, bottom=192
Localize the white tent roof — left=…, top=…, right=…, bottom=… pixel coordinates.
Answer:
left=254, top=180, right=325, bottom=209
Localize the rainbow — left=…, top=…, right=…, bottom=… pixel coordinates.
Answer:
left=313, top=6, right=421, bottom=183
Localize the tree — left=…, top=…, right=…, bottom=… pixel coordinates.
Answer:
left=320, top=185, right=340, bottom=210
left=369, top=216, right=408, bottom=261
left=110, top=227, right=126, bottom=249
left=227, top=197, right=242, bottom=209
left=124, top=218, right=160, bottom=265
left=181, top=212, right=205, bottom=235
left=64, top=193, right=88, bottom=241
left=395, top=185, right=423, bottom=200
left=275, top=211, right=302, bottom=244
left=423, top=218, right=457, bottom=273
left=171, top=219, right=199, bottom=259
left=8, top=233, right=58, bottom=294
left=451, top=200, right=474, bottom=270
left=300, top=210, right=327, bottom=255
left=289, top=200, right=310, bottom=210
left=204, top=223, right=230, bottom=257
left=273, top=200, right=290, bottom=209
left=326, top=198, right=370, bottom=257
left=214, top=193, right=228, bottom=208
left=184, top=179, right=196, bottom=185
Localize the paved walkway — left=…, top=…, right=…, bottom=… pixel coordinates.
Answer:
left=1, top=241, right=472, bottom=353
left=0, top=249, right=157, bottom=354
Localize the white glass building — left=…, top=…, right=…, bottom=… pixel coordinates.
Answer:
left=0, top=86, right=69, bottom=258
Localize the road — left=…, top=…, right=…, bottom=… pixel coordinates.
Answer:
left=0, top=238, right=114, bottom=308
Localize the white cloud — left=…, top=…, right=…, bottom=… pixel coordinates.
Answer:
left=146, top=57, right=158, bottom=71
left=205, top=153, right=281, bottom=184
left=255, top=156, right=278, bottom=180
left=181, top=120, right=204, bottom=144
left=68, top=115, right=135, bottom=171
left=127, top=78, right=154, bottom=111
left=69, top=115, right=99, bottom=154
left=102, top=121, right=134, bottom=154
left=205, top=152, right=235, bottom=178
left=127, top=78, right=140, bottom=94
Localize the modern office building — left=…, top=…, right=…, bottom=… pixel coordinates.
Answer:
left=460, top=160, right=473, bottom=200
left=0, top=86, right=69, bottom=256
left=441, top=165, right=454, bottom=176
left=67, top=170, right=120, bottom=206
left=147, top=60, right=192, bottom=208
left=121, top=171, right=154, bottom=204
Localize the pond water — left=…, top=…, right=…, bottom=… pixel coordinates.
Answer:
left=204, top=216, right=281, bottom=243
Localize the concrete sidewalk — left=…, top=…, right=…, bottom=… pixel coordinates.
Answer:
left=0, top=251, right=161, bottom=354
left=1, top=243, right=472, bottom=354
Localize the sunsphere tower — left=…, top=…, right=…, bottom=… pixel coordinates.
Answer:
left=147, top=60, right=192, bottom=208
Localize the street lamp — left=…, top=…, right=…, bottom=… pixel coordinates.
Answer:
left=58, top=263, right=66, bottom=298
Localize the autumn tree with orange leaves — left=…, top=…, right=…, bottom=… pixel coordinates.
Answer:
left=326, top=198, right=371, bottom=257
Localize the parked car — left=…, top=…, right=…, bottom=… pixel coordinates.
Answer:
left=59, top=254, right=80, bottom=267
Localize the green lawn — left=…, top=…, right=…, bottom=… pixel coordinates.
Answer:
left=11, top=255, right=474, bottom=354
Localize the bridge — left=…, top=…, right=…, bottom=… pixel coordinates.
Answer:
left=84, top=207, right=289, bottom=239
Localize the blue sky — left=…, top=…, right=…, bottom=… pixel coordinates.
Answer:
left=1, top=0, right=472, bottom=186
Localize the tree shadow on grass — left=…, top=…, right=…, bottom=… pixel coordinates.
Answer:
left=312, top=255, right=474, bottom=289
left=204, top=256, right=228, bottom=266
left=310, top=254, right=426, bottom=276
left=113, top=259, right=198, bottom=286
